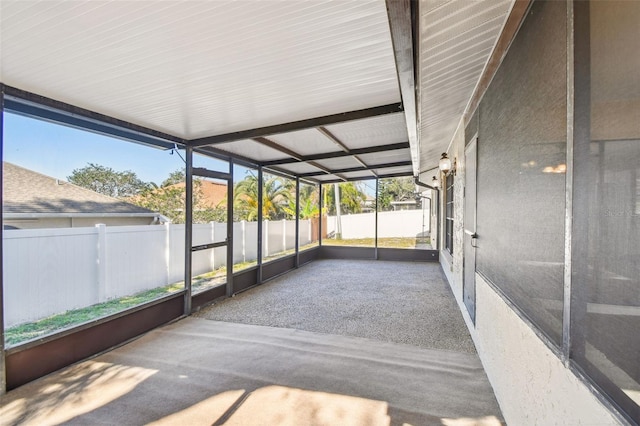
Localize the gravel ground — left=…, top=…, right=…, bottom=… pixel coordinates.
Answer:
left=194, top=259, right=476, bottom=354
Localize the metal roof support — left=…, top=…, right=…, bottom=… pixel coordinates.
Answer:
left=2, top=85, right=184, bottom=149
left=295, top=177, right=300, bottom=268
left=320, top=171, right=413, bottom=184
left=385, top=0, right=420, bottom=176
left=298, top=161, right=413, bottom=178
left=317, top=127, right=377, bottom=177
left=184, top=146, right=194, bottom=315
left=252, top=136, right=345, bottom=181
left=262, top=142, right=410, bottom=166
left=189, top=103, right=403, bottom=147
left=226, top=159, right=234, bottom=298
left=0, top=84, right=6, bottom=396
left=256, top=167, right=264, bottom=285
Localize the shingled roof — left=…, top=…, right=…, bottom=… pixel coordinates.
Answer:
left=3, top=162, right=156, bottom=215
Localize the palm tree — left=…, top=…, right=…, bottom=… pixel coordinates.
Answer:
left=234, top=174, right=294, bottom=221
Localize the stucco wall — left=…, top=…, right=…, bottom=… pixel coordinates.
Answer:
left=473, top=274, right=620, bottom=425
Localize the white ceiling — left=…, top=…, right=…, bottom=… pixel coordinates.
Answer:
left=1, top=0, right=517, bottom=182
left=1, top=0, right=400, bottom=139
left=418, top=0, right=513, bottom=172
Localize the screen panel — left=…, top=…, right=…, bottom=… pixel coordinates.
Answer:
left=570, top=1, right=640, bottom=418
left=475, top=0, right=567, bottom=346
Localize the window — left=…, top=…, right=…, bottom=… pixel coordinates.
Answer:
left=475, top=0, right=567, bottom=346
left=321, top=180, right=376, bottom=247
left=444, top=173, right=454, bottom=255
left=233, top=164, right=259, bottom=271
left=261, top=172, right=296, bottom=262
left=2, top=112, right=185, bottom=347
left=570, top=1, right=640, bottom=418
left=298, top=181, right=320, bottom=251
left=377, top=177, right=431, bottom=250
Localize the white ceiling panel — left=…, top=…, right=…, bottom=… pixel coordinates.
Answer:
left=313, top=156, right=362, bottom=170
left=214, top=140, right=288, bottom=162
left=418, top=0, right=513, bottom=172
left=268, top=129, right=338, bottom=156
left=341, top=170, right=377, bottom=180
left=1, top=0, right=400, bottom=139
left=324, top=112, right=408, bottom=150
left=358, top=148, right=412, bottom=166
left=314, top=174, right=342, bottom=183
left=275, top=162, right=327, bottom=175
left=375, top=165, right=413, bottom=176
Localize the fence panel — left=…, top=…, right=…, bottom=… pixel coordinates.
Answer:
left=298, top=219, right=312, bottom=246
left=168, top=224, right=186, bottom=284
left=6, top=215, right=407, bottom=327
left=3, top=228, right=99, bottom=327
left=326, top=210, right=429, bottom=239
left=285, top=220, right=297, bottom=251
left=105, top=225, right=168, bottom=299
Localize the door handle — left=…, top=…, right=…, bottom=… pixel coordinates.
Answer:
left=471, top=233, right=478, bottom=248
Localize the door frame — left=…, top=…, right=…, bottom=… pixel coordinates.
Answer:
left=463, top=136, right=478, bottom=323
left=185, top=154, right=234, bottom=313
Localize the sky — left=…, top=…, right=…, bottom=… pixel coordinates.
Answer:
left=2, top=112, right=225, bottom=185
left=2, top=111, right=375, bottom=193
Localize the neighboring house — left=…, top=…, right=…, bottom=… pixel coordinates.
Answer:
left=361, top=195, right=375, bottom=213
left=390, top=200, right=418, bottom=211
left=3, top=162, right=167, bottom=229
left=170, top=180, right=227, bottom=208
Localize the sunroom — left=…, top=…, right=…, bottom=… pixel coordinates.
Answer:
left=0, top=0, right=638, bottom=425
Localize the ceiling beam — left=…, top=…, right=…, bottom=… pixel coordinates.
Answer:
left=319, top=171, right=412, bottom=184
left=261, top=142, right=410, bottom=166
left=386, top=0, right=419, bottom=176
left=298, top=161, right=413, bottom=178
left=317, top=127, right=377, bottom=177
left=2, top=85, right=184, bottom=149
left=252, top=137, right=304, bottom=161
left=189, top=103, right=403, bottom=147
left=252, top=137, right=346, bottom=181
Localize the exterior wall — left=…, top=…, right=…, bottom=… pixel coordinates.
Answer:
left=473, top=274, right=619, bottom=425
left=436, top=2, right=630, bottom=423
left=440, top=170, right=622, bottom=425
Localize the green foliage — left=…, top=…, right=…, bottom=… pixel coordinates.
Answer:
left=378, top=177, right=418, bottom=211
left=233, top=174, right=294, bottom=221
left=68, top=163, right=151, bottom=198
left=323, top=182, right=368, bottom=215
left=135, top=177, right=226, bottom=224
left=161, top=168, right=185, bottom=187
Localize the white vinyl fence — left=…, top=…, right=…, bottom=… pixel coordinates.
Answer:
left=4, top=210, right=426, bottom=327
left=4, top=219, right=313, bottom=327
left=326, top=209, right=429, bottom=239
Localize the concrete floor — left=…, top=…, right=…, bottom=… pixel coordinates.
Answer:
left=195, top=259, right=476, bottom=354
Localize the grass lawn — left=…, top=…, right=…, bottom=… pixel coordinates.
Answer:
left=322, top=236, right=430, bottom=248
left=5, top=282, right=185, bottom=346
left=5, top=261, right=260, bottom=347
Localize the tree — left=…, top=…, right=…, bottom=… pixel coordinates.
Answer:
left=135, top=185, right=186, bottom=223
left=161, top=168, right=185, bottom=187
left=298, top=184, right=320, bottom=219
left=234, top=174, right=294, bottom=221
left=378, top=177, right=418, bottom=211
left=134, top=177, right=226, bottom=224
left=68, top=163, right=150, bottom=198
left=323, top=182, right=367, bottom=215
